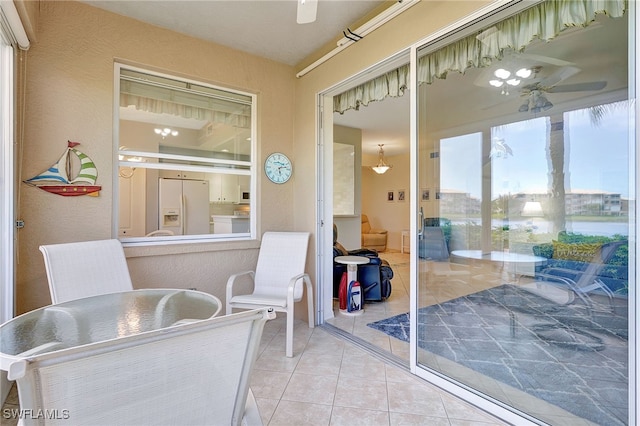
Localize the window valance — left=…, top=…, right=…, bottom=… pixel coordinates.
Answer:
left=333, top=0, right=626, bottom=114
left=120, top=94, right=252, bottom=129
left=333, top=64, right=409, bottom=113
left=119, top=75, right=252, bottom=128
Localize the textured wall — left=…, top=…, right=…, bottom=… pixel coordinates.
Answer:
left=17, top=1, right=295, bottom=314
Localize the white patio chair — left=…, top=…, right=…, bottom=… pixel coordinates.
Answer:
left=39, top=239, right=133, bottom=303
left=6, top=307, right=275, bottom=426
left=226, top=232, right=314, bottom=357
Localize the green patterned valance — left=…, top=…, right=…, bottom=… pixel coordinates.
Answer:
left=334, top=0, right=627, bottom=114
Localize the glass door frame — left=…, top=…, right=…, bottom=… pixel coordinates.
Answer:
left=316, top=0, right=638, bottom=423
left=407, top=2, right=638, bottom=425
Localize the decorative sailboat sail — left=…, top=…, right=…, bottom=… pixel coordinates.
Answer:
left=24, top=141, right=101, bottom=196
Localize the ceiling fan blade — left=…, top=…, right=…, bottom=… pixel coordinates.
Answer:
left=297, top=0, right=318, bottom=24
left=539, top=66, right=581, bottom=88
left=547, top=81, right=608, bottom=93
left=518, top=53, right=574, bottom=68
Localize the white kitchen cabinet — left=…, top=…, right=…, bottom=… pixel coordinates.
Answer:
left=118, top=168, right=146, bottom=237
left=209, top=174, right=239, bottom=203
left=159, top=170, right=205, bottom=180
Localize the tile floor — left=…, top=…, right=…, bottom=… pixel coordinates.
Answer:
left=250, top=315, right=508, bottom=425
left=1, top=315, right=507, bottom=426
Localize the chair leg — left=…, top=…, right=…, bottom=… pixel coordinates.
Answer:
left=286, top=309, right=294, bottom=358
left=304, top=275, right=315, bottom=329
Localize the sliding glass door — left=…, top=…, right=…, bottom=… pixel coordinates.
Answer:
left=415, top=1, right=633, bottom=424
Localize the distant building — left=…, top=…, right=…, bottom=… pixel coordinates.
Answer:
left=439, top=190, right=481, bottom=215
left=510, top=190, right=625, bottom=216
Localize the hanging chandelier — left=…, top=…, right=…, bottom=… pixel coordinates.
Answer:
left=371, top=144, right=392, bottom=174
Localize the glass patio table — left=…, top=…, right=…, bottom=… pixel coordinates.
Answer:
left=0, top=289, right=221, bottom=376
left=451, top=249, right=547, bottom=283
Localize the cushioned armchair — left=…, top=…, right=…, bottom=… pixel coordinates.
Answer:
left=361, top=214, right=388, bottom=252
left=333, top=224, right=393, bottom=302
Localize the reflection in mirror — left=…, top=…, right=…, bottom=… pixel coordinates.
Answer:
left=116, top=67, right=254, bottom=240
left=333, top=142, right=355, bottom=215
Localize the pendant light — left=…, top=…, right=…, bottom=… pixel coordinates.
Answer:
left=371, top=144, right=392, bottom=174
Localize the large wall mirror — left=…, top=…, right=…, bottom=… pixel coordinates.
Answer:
left=333, top=142, right=355, bottom=216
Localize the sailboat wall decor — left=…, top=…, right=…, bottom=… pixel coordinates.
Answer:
left=24, top=141, right=101, bottom=196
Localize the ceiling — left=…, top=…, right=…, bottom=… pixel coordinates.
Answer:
left=98, top=1, right=626, bottom=160
left=82, top=0, right=388, bottom=66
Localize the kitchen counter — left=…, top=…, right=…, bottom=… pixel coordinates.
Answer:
left=211, top=215, right=249, bottom=234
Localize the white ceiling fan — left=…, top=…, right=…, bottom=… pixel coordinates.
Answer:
left=297, top=0, right=319, bottom=24
left=517, top=66, right=607, bottom=113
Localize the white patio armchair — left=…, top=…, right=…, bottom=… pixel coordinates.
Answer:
left=39, top=239, right=133, bottom=303
left=6, top=307, right=275, bottom=426
left=226, top=232, right=314, bottom=357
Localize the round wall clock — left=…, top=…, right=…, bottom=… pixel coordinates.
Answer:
left=264, top=152, right=292, bottom=184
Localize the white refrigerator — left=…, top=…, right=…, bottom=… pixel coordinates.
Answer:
left=159, top=178, right=210, bottom=235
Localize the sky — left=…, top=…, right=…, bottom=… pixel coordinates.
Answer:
left=439, top=101, right=631, bottom=200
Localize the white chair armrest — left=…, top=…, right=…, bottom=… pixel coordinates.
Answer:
left=226, top=271, right=255, bottom=314
left=286, top=273, right=314, bottom=329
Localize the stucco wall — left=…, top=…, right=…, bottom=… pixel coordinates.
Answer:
left=17, top=1, right=296, bottom=314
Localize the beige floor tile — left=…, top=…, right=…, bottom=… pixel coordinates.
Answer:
left=255, top=397, right=279, bottom=425
left=334, top=375, right=389, bottom=411
left=301, top=329, right=346, bottom=355
left=330, top=406, right=389, bottom=425
left=441, top=393, right=508, bottom=424
left=295, top=351, right=343, bottom=376
left=386, top=380, right=448, bottom=417
left=255, top=349, right=301, bottom=373
left=281, top=372, right=338, bottom=405
left=250, top=370, right=293, bottom=400
left=340, top=347, right=387, bottom=382
left=268, top=400, right=333, bottom=426
left=390, top=412, right=451, bottom=425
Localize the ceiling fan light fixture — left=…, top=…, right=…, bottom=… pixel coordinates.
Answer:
left=494, top=68, right=511, bottom=79
left=371, top=144, right=392, bottom=174
left=489, top=79, right=504, bottom=87
left=516, top=68, right=532, bottom=78
left=296, top=0, right=318, bottom=24
left=154, top=127, right=179, bottom=138
left=506, top=78, right=521, bottom=86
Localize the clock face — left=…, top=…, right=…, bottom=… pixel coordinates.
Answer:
left=264, top=152, right=292, bottom=184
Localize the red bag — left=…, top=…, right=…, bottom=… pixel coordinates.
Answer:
left=338, top=272, right=348, bottom=310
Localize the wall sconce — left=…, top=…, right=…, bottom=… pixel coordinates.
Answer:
left=371, top=144, right=392, bottom=174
